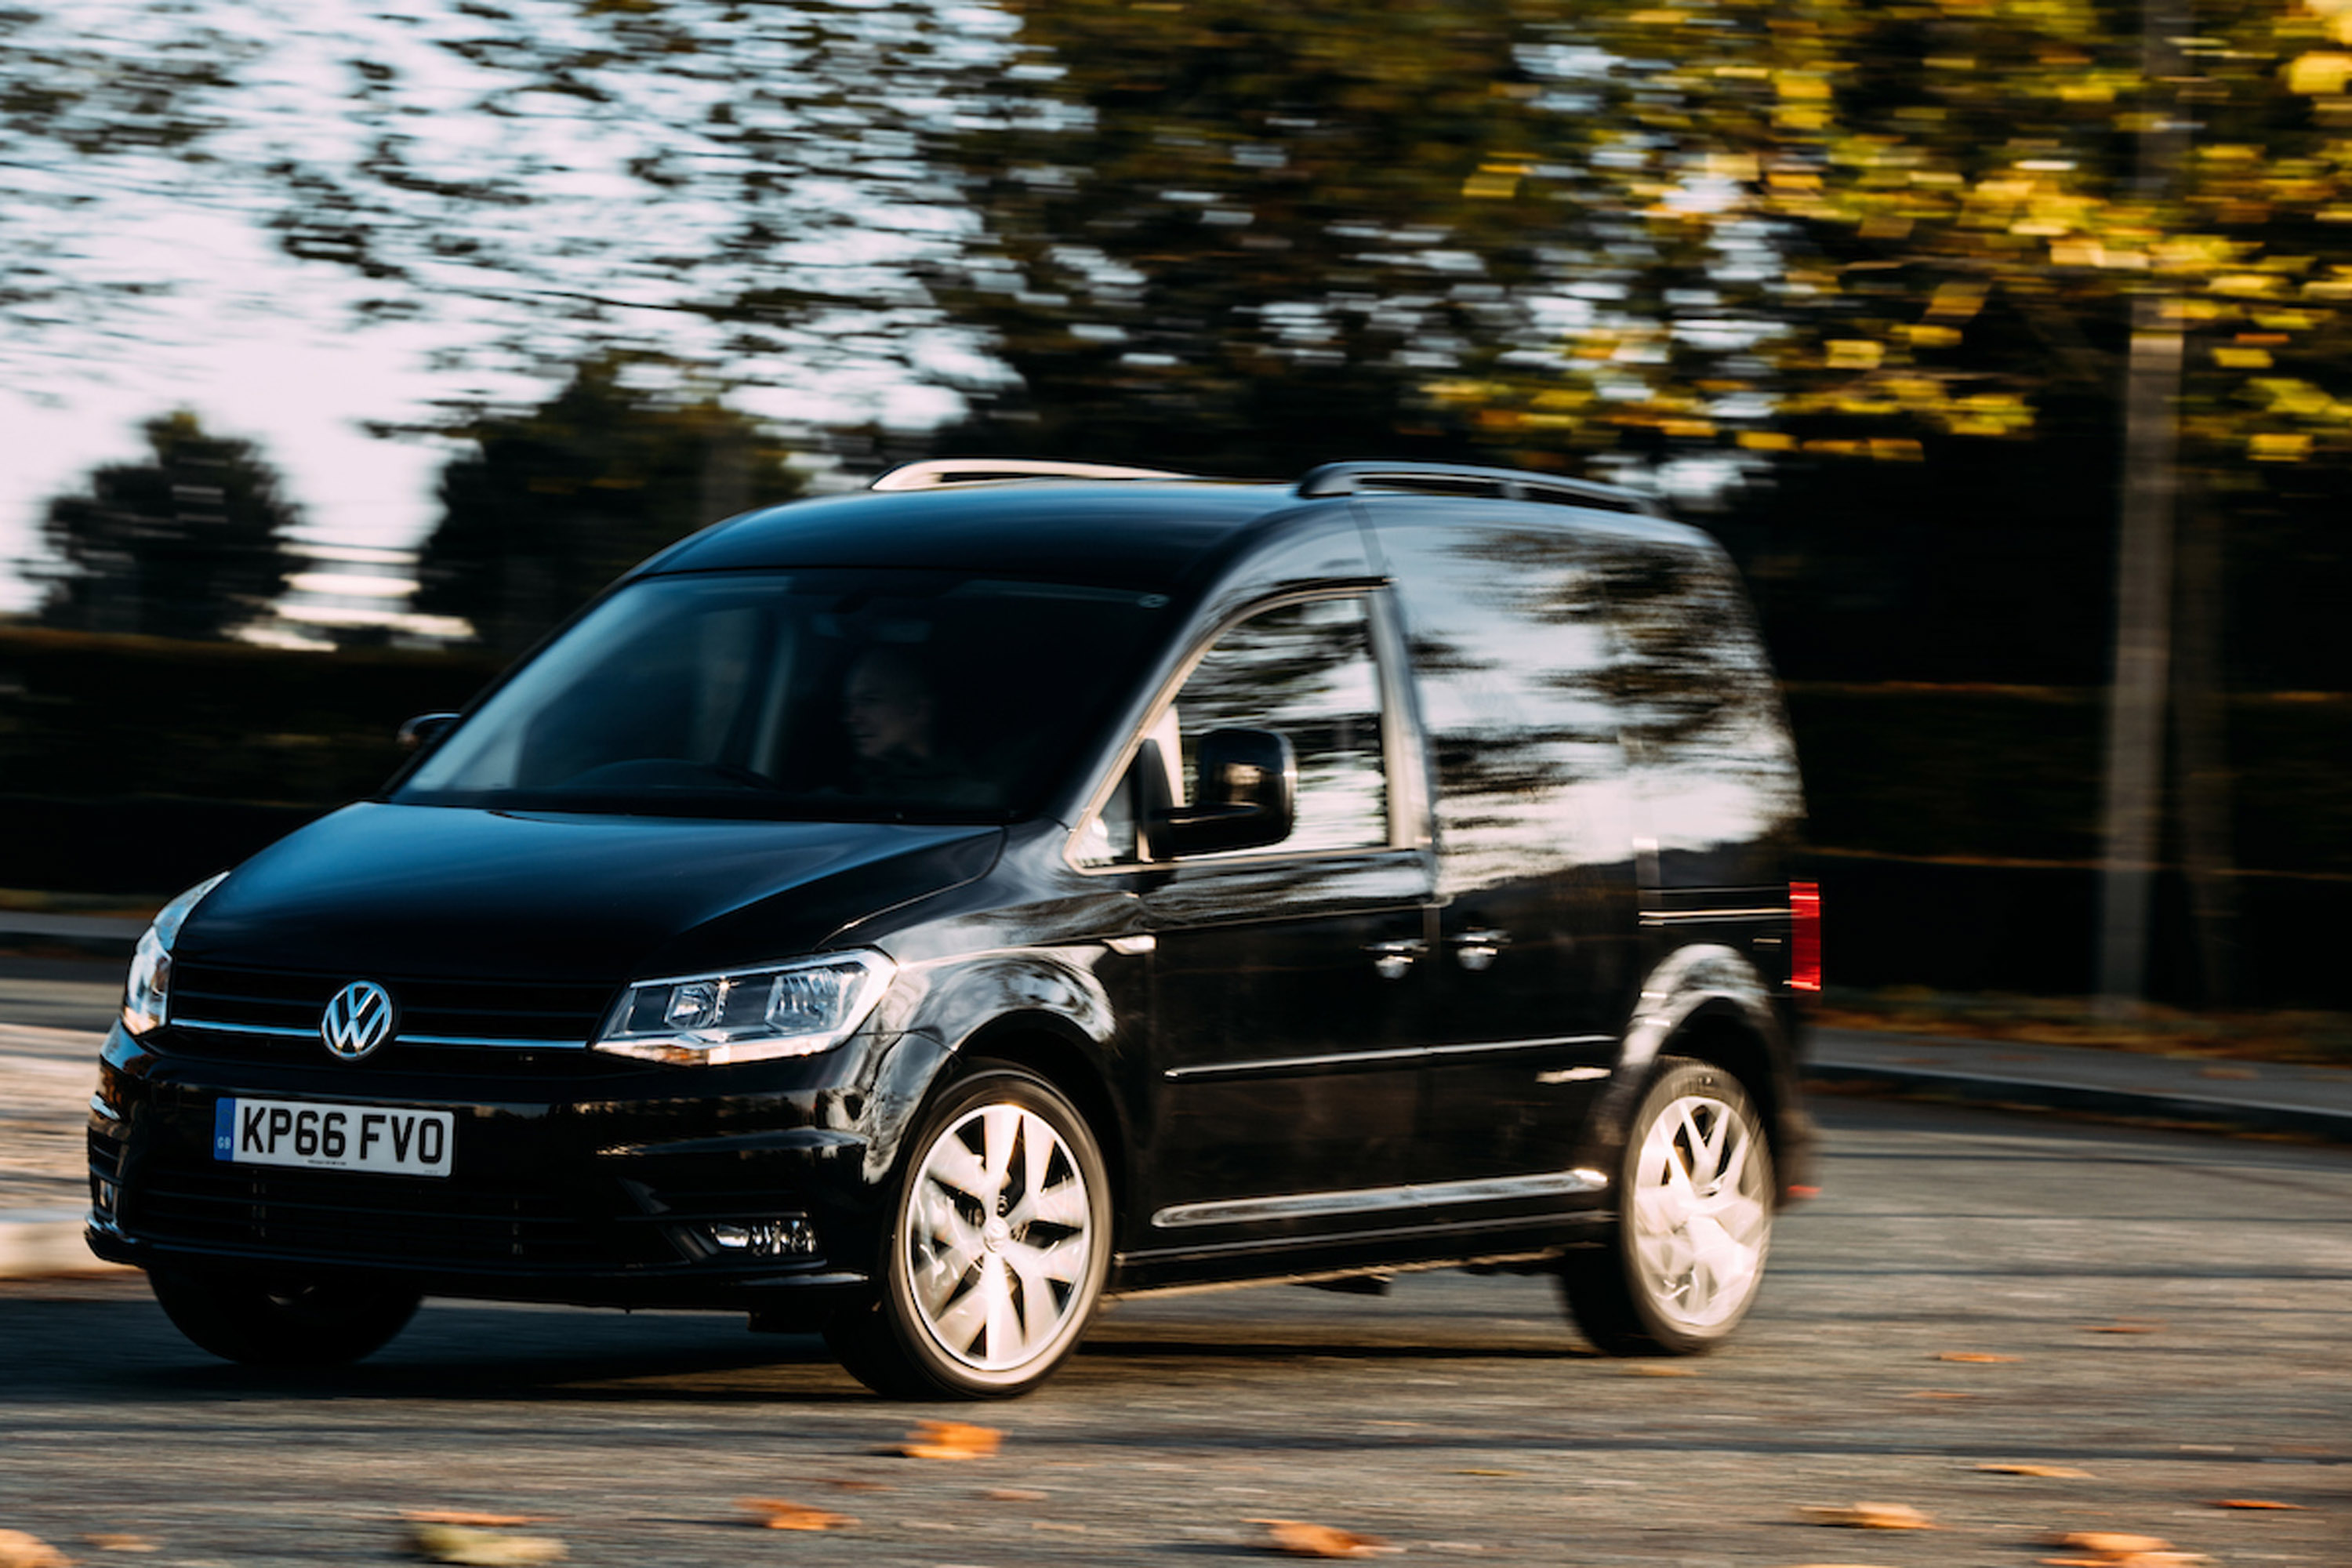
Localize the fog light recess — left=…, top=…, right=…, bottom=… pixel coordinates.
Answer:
left=702, top=1217, right=820, bottom=1258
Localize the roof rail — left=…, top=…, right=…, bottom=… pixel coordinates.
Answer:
left=1294, top=461, right=1657, bottom=516
left=870, top=459, right=1195, bottom=492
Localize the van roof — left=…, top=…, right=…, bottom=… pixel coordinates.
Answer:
left=640, top=460, right=1685, bottom=593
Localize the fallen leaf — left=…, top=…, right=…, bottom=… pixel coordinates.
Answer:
left=0, top=1532, right=71, bottom=1568
left=2042, top=1556, right=2214, bottom=1568
left=1250, top=1519, right=1397, bottom=1559
left=900, top=1420, right=1002, bottom=1461
left=2045, top=1531, right=2174, bottom=1555
left=984, top=1489, right=1048, bottom=1502
left=78, top=1541, right=155, bottom=1555
left=2207, top=1497, right=2308, bottom=1510
left=1624, top=1364, right=1698, bottom=1377
left=1975, top=1463, right=2092, bottom=1478
left=735, top=1498, right=855, bottom=1532
left=403, top=1523, right=568, bottom=1566
left=1934, top=1352, right=2018, bottom=1363
left=400, top=1513, right=552, bottom=1529
left=1798, top=1503, right=1936, bottom=1530
left=2085, top=1323, right=2162, bottom=1334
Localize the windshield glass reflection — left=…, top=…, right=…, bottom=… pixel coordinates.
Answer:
left=397, top=570, right=1171, bottom=822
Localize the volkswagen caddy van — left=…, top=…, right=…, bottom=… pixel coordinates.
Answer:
left=89, top=459, right=1819, bottom=1399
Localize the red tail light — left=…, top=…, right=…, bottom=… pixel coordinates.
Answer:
left=1789, top=881, right=1821, bottom=993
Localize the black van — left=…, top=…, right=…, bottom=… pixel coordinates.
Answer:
left=89, top=459, right=1819, bottom=1399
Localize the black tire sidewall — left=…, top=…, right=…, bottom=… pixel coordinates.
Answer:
left=147, top=1267, right=422, bottom=1367
left=873, top=1065, right=1112, bottom=1398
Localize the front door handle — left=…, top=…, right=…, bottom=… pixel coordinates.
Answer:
left=1363, top=938, right=1428, bottom=981
left=1450, top=928, right=1511, bottom=973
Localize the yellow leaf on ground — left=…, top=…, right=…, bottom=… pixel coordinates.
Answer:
left=984, top=1489, right=1048, bottom=1501
left=1798, top=1503, right=1936, bottom=1530
left=1250, top=1519, right=1398, bottom=1559
left=1976, top=1462, right=2092, bottom=1478
left=400, top=1513, right=552, bottom=1529
left=900, top=1420, right=1002, bottom=1461
left=2043, top=1531, right=2179, bottom=1558
left=1934, top=1352, right=2019, bottom=1363
left=735, top=1498, right=855, bottom=1531
left=0, top=1532, right=71, bottom=1568
left=2208, top=1497, right=2308, bottom=1509
left=403, top=1524, right=567, bottom=1566
left=1624, top=1364, right=1698, bottom=1377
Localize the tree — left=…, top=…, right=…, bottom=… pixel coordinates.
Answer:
left=30, top=411, right=300, bottom=640
left=924, top=0, right=1602, bottom=472
left=414, top=354, right=809, bottom=655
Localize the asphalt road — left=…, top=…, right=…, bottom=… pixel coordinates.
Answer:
left=3, top=1098, right=2346, bottom=1566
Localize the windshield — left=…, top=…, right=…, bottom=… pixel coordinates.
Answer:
left=395, top=570, right=1174, bottom=821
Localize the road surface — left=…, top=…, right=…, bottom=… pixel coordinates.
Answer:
left=2, top=1097, right=2345, bottom=1566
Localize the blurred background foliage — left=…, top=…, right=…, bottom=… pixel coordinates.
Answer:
left=3, top=0, right=2351, bottom=1005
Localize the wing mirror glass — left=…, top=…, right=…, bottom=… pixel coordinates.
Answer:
left=1145, top=727, right=1296, bottom=859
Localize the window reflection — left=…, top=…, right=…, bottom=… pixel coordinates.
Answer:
left=1086, top=594, right=1389, bottom=864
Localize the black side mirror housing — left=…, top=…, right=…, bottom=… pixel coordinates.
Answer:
left=1145, top=727, right=1297, bottom=860
left=397, top=712, right=462, bottom=752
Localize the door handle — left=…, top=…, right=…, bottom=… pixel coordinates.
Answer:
left=1363, top=938, right=1428, bottom=981
left=1449, top=928, right=1510, bottom=972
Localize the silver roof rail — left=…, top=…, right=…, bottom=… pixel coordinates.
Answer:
left=870, top=459, right=1195, bottom=492
left=1294, top=461, right=1657, bottom=516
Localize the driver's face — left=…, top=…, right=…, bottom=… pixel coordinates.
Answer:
left=844, top=657, right=933, bottom=761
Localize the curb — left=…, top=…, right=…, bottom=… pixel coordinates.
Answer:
left=1807, top=1061, right=2352, bottom=1145
left=0, top=1212, right=131, bottom=1280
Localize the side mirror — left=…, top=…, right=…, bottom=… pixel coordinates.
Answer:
left=397, top=712, right=462, bottom=751
left=1146, top=727, right=1296, bottom=860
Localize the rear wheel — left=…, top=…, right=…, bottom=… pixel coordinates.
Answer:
left=147, top=1267, right=422, bottom=1367
left=1560, top=1057, right=1773, bottom=1356
left=826, top=1065, right=1110, bottom=1399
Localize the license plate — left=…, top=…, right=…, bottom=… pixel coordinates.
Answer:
left=214, top=1098, right=454, bottom=1178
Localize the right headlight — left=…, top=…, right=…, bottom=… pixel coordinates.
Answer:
left=122, top=872, right=230, bottom=1036
left=593, top=950, right=895, bottom=1065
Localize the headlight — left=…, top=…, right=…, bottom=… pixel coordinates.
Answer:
left=122, top=872, right=230, bottom=1036
left=594, top=951, right=895, bottom=1065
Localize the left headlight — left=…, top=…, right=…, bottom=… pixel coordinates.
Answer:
left=593, top=950, right=896, bottom=1065
left=122, top=872, right=230, bottom=1036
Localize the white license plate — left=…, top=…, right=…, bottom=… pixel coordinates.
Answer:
left=214, top=1098, right=454, bottom=1178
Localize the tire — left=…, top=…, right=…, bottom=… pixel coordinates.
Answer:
left=147, top=1267, right=422, bottom=1367
left=1559, top=1056, right=1774, bottom=1356
left=826, top=1065, right=1112, bottom=1399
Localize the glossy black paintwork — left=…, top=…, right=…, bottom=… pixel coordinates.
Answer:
left=92, top=473, right=1813, bottom=1314
left=178, top=802, right=1004, bottom=983
left=643, top=481, right=1302, bottom=591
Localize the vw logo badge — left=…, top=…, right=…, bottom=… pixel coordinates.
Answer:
left=321, top=981, right=396, bottom=1062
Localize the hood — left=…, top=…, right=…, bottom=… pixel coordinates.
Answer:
left=177, top=801, right=1004, bottom=983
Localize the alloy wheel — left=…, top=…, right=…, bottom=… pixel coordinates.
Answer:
left=905, top=1102, right=1097, bottom=1373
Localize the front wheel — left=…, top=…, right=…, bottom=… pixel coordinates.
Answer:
left=826, top=1065, right=1112, bottom=1399
left=147, top=1267, right=422, bottom=1367
left=1559, top=1057, right=1774, bottom=1356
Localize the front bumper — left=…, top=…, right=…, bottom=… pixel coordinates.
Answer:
left=86, top=1021, right=897, bottom=1311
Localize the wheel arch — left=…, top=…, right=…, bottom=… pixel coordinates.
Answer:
left=1600, top=942, right=1813, bottom=1197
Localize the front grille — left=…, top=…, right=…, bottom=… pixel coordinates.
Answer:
left=124, top=1157, right=677, bottom=1271
left=169, top=963, right=616, bottom=1061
